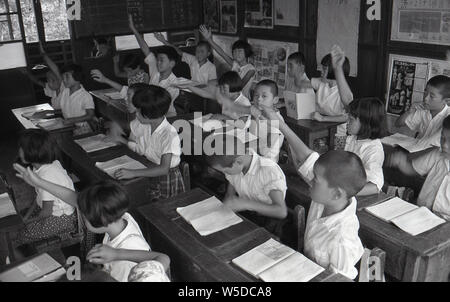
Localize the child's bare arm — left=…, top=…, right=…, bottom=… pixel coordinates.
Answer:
left=331, top=45, right=353, bottom=106
left=91, top=69, right=124, bottom=91
left=154, top=32, right=183, bottom=57
left=199, top=25, right=233, bottom=67
left=129, top=14, right=150, bottom=57
left=113, top=55, right=128, bottom=79
left=240, top=70, right=256, bottom=91
left=224, top=183, right=238, bottom=201
left=64, top=109, right=95, bottom=125
left=395, top=107, right=416, bottom=128
left=114, top=153, right=172, bottom=180
left=357, top=183, right=380, bottom=197
left=224, top=190, right=287, bottom=219
left=39, top=42, right=62, bottom=82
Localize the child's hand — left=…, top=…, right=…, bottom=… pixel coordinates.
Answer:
left=154, top=32, right=166, bottom=43
left=114, top=169, right=136, bottom=180
left=13, top=164, right=41, bottom=187
left=260, top=105, right=282, bottom=122
left=199, top=24, right=212, bottom=41
left=331, top=45, right=345, bottom=70
left=91, top=69, right=106, bottom=83
left=31, top=110, right=54, bottom=120
left=106, top=121, right=125, bottom=142
left=224, top=197, right=247, bottom=213
left=250, top=105, right=263, bottom=120
left=312, top=112, right=324, bottom=122
left=87, top=244, right=118, bottom=264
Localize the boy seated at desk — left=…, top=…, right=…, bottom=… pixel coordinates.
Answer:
left=285, top=51, right=313, bottom=93
left=205, top=134, right=288, bottom=237
left=259, top=106, right=366, bottom=280
left=104, top=85, right=185, bottom=200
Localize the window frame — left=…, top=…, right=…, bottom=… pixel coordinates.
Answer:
left=0, top=0, right=26, bottom=44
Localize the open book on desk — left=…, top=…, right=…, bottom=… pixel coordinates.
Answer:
left=365, top=197, right=446, bottom=236
left=381, top=133, right=435, bottom=153
left=232, top=238, right=325, bottom=282
left=75, top=134, right=118, bottom=153
left=95, top=155, right=147, bottom=179
left=36, top=118, right=74, bottom=132
left=176, top=196, right=243, bottom=236
left=0, top=193, right=17, bottom=219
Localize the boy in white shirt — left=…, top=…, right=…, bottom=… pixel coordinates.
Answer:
left=286, top=52, right=313, bottom=93
left=260, top=106, right=366, bottom=280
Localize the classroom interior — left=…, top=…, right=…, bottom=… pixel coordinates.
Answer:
left=0, top=0, right=449, bottom=283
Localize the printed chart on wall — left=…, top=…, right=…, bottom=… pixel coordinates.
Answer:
left=387, top=54, right=450, bottom=116
left=212, top=34, right=239, bottom=75
left=247, top=38, right=298, bottom=94
left=203, top=0, right=220, bottom=32
left=244, top=0, right=274, bottom=29
left=391, top=0, right=450, bottom=45
left=274, top=0, right=299, bottom=27
left=317, top=0, right=360, bottom=77
left=220, top=0, right=238, bottom=34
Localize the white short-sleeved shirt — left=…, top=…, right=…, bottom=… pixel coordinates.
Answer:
left=44, top=82, right=65, bottom=110
left=182, top=53, right=217, bottom=85
left=311, top=78, right=350, bottom=137
left=405, top=105, right=450, bottom=148
left=413, top=149, right=450, bottom=220
left=145, top=53, right=180, bottom=117
left=225, top=153, right=287, bottom=206
left=249, top=111, right=285, bottom=163
left=34, top=160, right=75, bottom=217
left=232, top=61, right=256, bottom=99
left=298, top=152, right=364, bottom=279
left=102, top=213, right=151, bottom=282
left=60, top=86, right=95, bottom=133
left=128, top=118, right=181, bottom=168
left=345, top=136, right=385, bottom=191
left=285, top=73, right=314, bottom=94
left=222, top=93, right=251, bottom=120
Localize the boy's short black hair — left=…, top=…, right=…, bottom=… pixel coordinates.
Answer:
left=443, top=115, right=450, bottom=130
left=315, top=150, right=367, bottom=198
left=348, top=97, right=387, bottom=140
left=95, top=38, right=108, bottom=45
left=132, top=85, right=172, bottom=119
left=321, top=54, right=350, bottom=79
left=197, top=41, right=212, bottom=53
left=77, top=181, right=129, bottom=229
left=288, top=52, right=306, bottom=67
left=122, top=54, right=142, bottom=70
left=18, top=129, right=56, bottom=164
left=232, top=40, right=253, bottom=58
left=218, top=71, right=243, bottom=93
left=61, top=63, right=84, bottom=82
left=205, top=134, right=249, bottom=168
left=427, top=75, right=450, bottom=99
left=156, top=46, right=180, bottom=63
left=129, top=83, right=150, bottom=94
left=255, top=79, right=278, bottom=96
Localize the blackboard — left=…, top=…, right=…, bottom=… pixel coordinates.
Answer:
left=72, top=0, right=201, bottom=38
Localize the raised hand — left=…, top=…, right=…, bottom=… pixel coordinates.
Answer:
left=199, top=24, right=212, bottom=41
left=331, top=45, right=345, bottom=70
left=13, top=164, right=41, bottom=187
left=154, top=32, right=166, bottom=43
left=91, top=69, right=106, bottom=83
left=128, top=14, right=136, bottom=31
left=260, top=105, right=282, bottom=122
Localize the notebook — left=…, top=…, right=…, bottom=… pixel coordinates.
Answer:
left=0, top=253, right=65, bottom=282
left=36, top=118, right=68, bottom=131
left=176, top=196, right=243, bottom=236
left=283, top=91, right=316, bottom=120
left=104, top=91, right=124, bottom=100
left=232, top=239, right=325, bottom=282
left=95, top=155, right=147, bottom=178
left=75, top=134, right=118, bottom=153
left=0, top=193, right=16, bottom=219
left=381, top=133, right=434, bottom=153
left=365, top=197, right=446, bottom=236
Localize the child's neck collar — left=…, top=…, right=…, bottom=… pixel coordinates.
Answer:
left=431, top=104, right=446, bottom=117
left=241, top=154, right=254, bottom=175
left=198, top=58, right=207, bottom=66
left=294, top=72, right=305, bottom=85
left=322, top=198, right=350, bottom=218
left=107, top=218, right=127, bottom=241
left=70, top=83, right=81, bottom=94
left=159, top=70, right=172, bottom=81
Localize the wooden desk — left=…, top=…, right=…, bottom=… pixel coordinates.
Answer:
left=0, top=249, right=66, bottom=277
left=137, top=188, right=352, bottom=282
left=90, top=89, right=134, bottom=129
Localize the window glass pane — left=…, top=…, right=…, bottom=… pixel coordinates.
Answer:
left=20, top=0, right=38, bottom=43
left=0, top=13, right=22, bottom=42
left=0, top=0, right=5, bottom=13
left=8, top=0, right=17, bottom=13
left=41, top=0, right=70, bottom=41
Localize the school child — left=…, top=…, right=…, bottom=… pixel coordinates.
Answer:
left=387, top=75, right=450, bottom=174
left=199, top=25, right=256, bottom=98
left=12, top=167, right=151, bottom=283
left=105, top=85, right=185, bottom=200
left=311, top=45, right=354, bottom=150
left=113, top=53, right=149, bottom=86
left=259, top=106, right=365, bottom=280
left=205, top=135, right=288, bottom=230
left=11, top=130, right=77, bottom=248
left=153, top=32, right=217, bottom=85
left=129, top=15, right=181, bottom=117
left=286, top=52, right=313, bottom=93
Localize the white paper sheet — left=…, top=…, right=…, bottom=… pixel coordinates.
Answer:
left=391, top=207, right=446, bottom=236
left=365, top=197, right=418, bottom=222
left=0, top=42, right=27, bottom=70
left=12, top=104, right=54, bottom=129
left=96, top=155, right=147, bottom=178
left=75, top=134, right=118, bottom=153
left=0, top=193, right=17, bottom=219
left=0, top=253, right=62, bottom=282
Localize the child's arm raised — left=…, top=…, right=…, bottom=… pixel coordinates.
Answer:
left=240, top=69, right=256, bottom=92
left=112, top=55, right=128, bottom=79
left=39, top=42, right=62, bottom=82
left=154, top=32, right=183, bottom=57
left=91, top=69, right=124, bottom=92
left=14, top=164, right=78, bottom=208
left=199, top=25, right=234, bottom=68
left=129, top=14, right=150, bottom=57
left=224, top=190, right=287, bottom=219
left=114, top=153, right=173, bottom=180
left=331, top=45, right=353, bottom=107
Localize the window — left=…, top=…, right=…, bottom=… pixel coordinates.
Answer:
left=19, top=0, right=38, bottom=43
left=0, top=0, right=22, bottom=42
left=40, top=0, right=70, bottom=41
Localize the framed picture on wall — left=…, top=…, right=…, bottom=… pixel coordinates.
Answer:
left=244, top=0, right=274, bottom=29
left=220, top=0, right=238, bottom=34
left=274, top=0, right=299, bottom=27
left=391, top=0, right=450, bottom=45
left=204, top=0, right=220, bottom=32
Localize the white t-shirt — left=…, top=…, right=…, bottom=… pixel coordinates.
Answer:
left=232, top=61, right=256, bottom=99
left=311, top=78, right=350, bottom=137
left=60, top=85, right=95, bottom=133
left=345, top=136, right=385, bottom=191
left=285, top=73, right=314, bottom=94
left=43, top=82, right=65, bottom=110
left=34, top=160, right=75, bottom=217
left=225, top=153, right=287, bottom=205
left=102, top=213, right=151, bottom=282
left=182, top=53, right=217, bottom=85
left=128, top=118, right=181, bottom=168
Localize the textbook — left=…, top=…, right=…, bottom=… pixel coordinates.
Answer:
left=104, top=91, right=124, bottom=100
left=232, top=239, right=325, bottom=282
left=0, top=193, right=16, bottom=219
left=0, top=253, right=65, bottom=282
left=365, top=197, right=446, bottom=236
left=36, top=118, right=70, bottom=131
left=75, top=134, right=118, bottom=153
left=11, top=104, right=54, bottom=129
left=176, top=197, right=243, bottom=236
left=381, top=133, right=435, bottom=153
left=283, top=91, right=316, bottom=120
left=95, top=155, right=147, bottom=178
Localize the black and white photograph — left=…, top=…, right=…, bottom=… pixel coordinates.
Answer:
left=0, top=0, right=449, bottom=291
